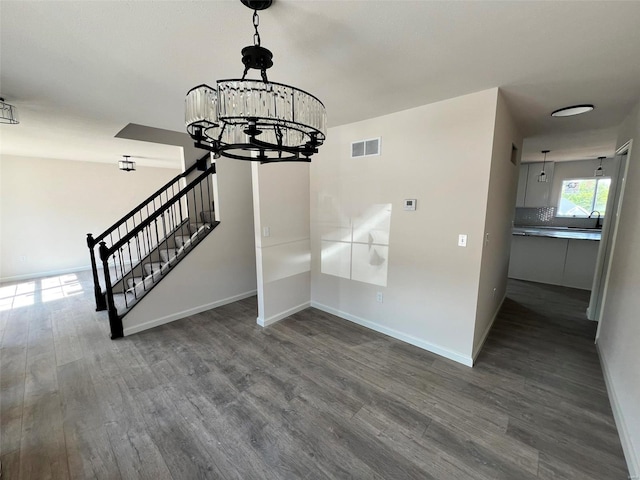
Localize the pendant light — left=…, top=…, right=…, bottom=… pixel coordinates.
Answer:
left=537, top=150, right=550, bottom=183
left=594, top=156, right=605, bottom=177
left=118, top=155, right=136, bottom=172
left=0, top=98, right=19, bottom=124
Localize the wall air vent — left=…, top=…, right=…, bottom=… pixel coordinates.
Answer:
left=351, top=137, right=381, bottom=158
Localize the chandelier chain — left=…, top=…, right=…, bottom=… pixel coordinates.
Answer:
left=253, top=10, right=261, bottom=46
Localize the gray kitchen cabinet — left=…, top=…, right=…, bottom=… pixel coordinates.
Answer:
left=523, top=161, right=554, bottom=207
left=564, top=239, right=600, bottom=290
left=516, top=164, right=528, bottom=207
left=509, top=235, right=567, bottom=285
left=508, top=234, right=600, bottom=290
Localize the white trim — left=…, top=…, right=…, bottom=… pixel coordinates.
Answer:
left=596, top=344, right=639, bottom=478
left=122, top=289, right=257, bottom=336
left=1, top=264, right=92, bottom=283
left=472, top=294, right=506, bottom=363
left=311, top=301, right=473, bottom=367
left=256, top=301, right=310, bottom=327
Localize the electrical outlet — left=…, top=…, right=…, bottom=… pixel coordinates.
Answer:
left=376, top=292, right=383, bottom=303
left=262, top=226, right=270, bottom=237
left=458, top=234, right=467, bottom=247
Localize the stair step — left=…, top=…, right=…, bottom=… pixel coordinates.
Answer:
left=189, top=223, right=211, bottom=235
left=159, top=248, right=178, bottom=264
left=126, top=277, right=144, bottom=289
left=174, top=235, right=191, bottom=248
left=200, top=210, right=216, bottom=224
left=143, top=262, right=164, bottom=276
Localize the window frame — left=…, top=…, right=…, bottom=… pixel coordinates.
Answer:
left=556, top=177, right=611, bottom=218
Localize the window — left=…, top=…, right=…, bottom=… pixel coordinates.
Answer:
left=557, top=178, right=611, bottom=217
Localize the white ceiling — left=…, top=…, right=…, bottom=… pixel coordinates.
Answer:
left=2, top=1, right=640, bottom=167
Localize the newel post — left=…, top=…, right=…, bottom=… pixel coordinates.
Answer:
left=87, top=233, right=107, bottom=311
left=99, top=241, right=123, bottom=339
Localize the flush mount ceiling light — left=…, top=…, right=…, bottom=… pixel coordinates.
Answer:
left=537, top=150, right=550, bottom=183
left=551, top=104, right=595, bottom=117
left=185, top=0, right=326, bottom=163
left=595, top=156, right=606, bottom=177
left=118, top=155, right=136, bottom=172
left=0, top=97, right=19, bottom=124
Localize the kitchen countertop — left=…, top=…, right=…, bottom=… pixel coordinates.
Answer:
left=512, top=226, right=601, bottom=241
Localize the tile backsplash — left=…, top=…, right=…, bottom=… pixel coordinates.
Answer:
left=514, top=207, right=601, bottom=229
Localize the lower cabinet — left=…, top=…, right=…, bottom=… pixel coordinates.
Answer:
left=508, top=236, right=599, bottom=290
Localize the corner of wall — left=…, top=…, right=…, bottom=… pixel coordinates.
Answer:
left=472, top=89, right=524, bottom=356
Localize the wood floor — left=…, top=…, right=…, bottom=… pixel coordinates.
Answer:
left=0, top=272, right=629, bottom=479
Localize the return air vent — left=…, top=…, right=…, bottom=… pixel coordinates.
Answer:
left=351, top=138, right=381, bottom=158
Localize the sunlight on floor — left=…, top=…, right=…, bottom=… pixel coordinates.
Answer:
left=0, top=274, right=83, bottom=311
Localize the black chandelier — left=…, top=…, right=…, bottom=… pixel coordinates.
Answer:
left=185, top=0, right=326, bottom=163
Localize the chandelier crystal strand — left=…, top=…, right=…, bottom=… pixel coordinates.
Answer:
left=185, top=0, right=326, bottom=162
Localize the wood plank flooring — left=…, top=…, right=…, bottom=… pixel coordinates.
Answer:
left=0, top=273, right=629, bottom=479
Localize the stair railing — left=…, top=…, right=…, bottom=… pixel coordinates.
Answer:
left=96, top=164, right=217, bottom=338
left=87, top=156, right=207, bottom=311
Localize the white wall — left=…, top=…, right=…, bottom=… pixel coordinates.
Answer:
left=252, top=162, right=311, bottom=326
left=0, top=154, right=179, bottom=281
left=122, top=157, right=257, bottom=335
left=596, top=100, right=640, bottom=477
left=472, top=91, right=522, bottom=358
left=310, top=89, right=501, bottom=366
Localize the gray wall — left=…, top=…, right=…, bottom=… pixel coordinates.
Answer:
left=0, top=155, right=179, bottom=281
left=123, top=157, right=257, bottom=335
left=596, top=100, right=640, bottom=477
left=251, top=162, right=311, bottom=326
left=472, top=91, right=522, bottom=358
left=310, top=88, right=503, bottom=366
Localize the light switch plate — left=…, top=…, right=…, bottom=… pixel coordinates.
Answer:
left=458, top=234, right=467, bottom=247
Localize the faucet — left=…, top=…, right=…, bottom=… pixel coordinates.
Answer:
left=589, top=211, right=602, bottom=229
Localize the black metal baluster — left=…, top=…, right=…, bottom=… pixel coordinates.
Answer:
left=191, top=184, right=198, bottom=234
left=199, top=177, right=206, bottom=226
left=159, top=206, right=170, bottom=267
left=134, top=233, right=143, bottom=297
left=126, top=238, right=135, bottom=301
left=206, top=171, right=214, bottom=223
left=153, top=218, right=161, bottom=277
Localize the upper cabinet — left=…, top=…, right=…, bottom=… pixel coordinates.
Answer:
left=516, top=164, right=528, bottom=207
left=516, top=162, right=555, bottom=207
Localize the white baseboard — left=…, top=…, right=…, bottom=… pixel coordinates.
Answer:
left=257, top=301, right=310, bottom=327
left=472, top=294, right=506, bottom=363
left=123, top=289, right=257, bottom=336
left=596, top=344, right=639, bottom=479
left=310, top=301, right=473, bottom=367
left=1, top=264, right=93, bottom=283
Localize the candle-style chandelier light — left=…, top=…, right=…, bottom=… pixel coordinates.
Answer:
left=185, top=0, right=326, bottom=163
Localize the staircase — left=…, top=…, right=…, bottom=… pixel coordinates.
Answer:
left=87, top=156, right=219, bottom=338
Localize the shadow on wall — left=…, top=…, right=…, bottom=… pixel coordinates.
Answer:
left=319, top=201, right=392, bottom=287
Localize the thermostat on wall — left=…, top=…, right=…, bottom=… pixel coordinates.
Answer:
left=403, top=199, right=417, bottom=211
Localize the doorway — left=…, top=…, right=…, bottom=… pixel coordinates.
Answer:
left=591, top=141, right=632, bottom=336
